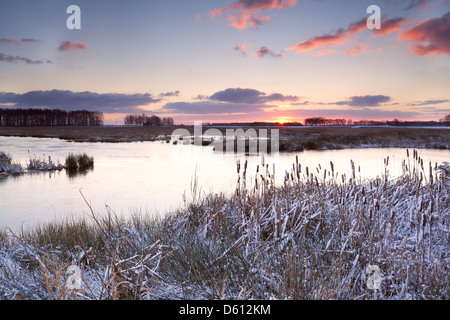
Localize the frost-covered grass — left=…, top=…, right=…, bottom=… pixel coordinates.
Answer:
left=0, top=151, right=23, bottom=175
left=0, top=151, right=90, bottom=177
left=0, top=150, right=449, bottom=300
left=27, top=152, right=65, bottom=171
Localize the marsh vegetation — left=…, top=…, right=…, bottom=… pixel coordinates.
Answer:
left=0, top=151, right=93, bottom=177
left=0, top=150, right=448, bottom=300
left=0, top=126, right=448, bottom=150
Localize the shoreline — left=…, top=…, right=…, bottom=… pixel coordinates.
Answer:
left=0, top=125, right=449, bottom=151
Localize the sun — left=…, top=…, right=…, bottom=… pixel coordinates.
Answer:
left=275, top=118, right=289, bottom=125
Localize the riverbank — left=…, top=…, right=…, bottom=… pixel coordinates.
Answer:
left=1, top=155, right=448, bottom=300
left=0, top=126, right=449, bottom=150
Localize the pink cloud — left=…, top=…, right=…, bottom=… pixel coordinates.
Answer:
left=0, top=38, right=21, bottom=45
left=404, top=0, right=432, bottom=11
left=286, top=18, right=366, bottom=53
left=211, top=0, right=297, bottom=29
left=400, top=11, right=450, bottom=56
left=374, top=17, right=410, bottom=35
left=234, top=44, right=284, bottom=58
left=229, top=13, right=271, bottom=29
left=287, top=17, right=408, bottom=54
left=0, top=38, right=40, bottom=45
left=233, top=44, right=249, bottom=56
left=58, top=41, right=87, bottom=52
left=345, top=42, right=371, bottom=56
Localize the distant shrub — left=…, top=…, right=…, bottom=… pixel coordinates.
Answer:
left=66, top=153, right=94, bottom=171
left=77, top=153, right=94, bottom=170
left=65, top=154, right=79, bottom=171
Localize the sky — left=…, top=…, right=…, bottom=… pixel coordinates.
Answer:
left=0, top=0, right=449, bottom=125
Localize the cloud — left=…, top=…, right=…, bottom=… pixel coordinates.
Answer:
left=345, top=42, right=371, bottom=56
left=20, top=38, right=40, bottom=43
left=0, top=52, right=51, bottom=65
left=0, top=90, right=161, bottom=113
left=159, top=91, right=180, bottom=97
left=162, top=101, right=270, bottom=115
left=290, top=101, right=310, bottom=106
left=333, top=95, right=392, bottom=107
left=194, top=94, right=210, bottom=101
left=254, top=46, right=285, bottom=58
left=287, top=17, right=408, bottom=54
left=0, top=38, right=20, bottom=45
left=229, top=14, right=271, bottom=29
left=234, top=44, right=284, bottom=58
left=210, top=0, right=297, bottom=29
left=233, top=45, right=249, bottom=56
left=404, top=0, right=432, bottom=11
left=160, top=90, right=444, bottom=122
left=287, top=17, right=367, bottom=53
left=400, top=11, right=450, bottom=56
left=408, top=99, right=450, bottom=106
left=209, top=88, right=301, bottom=104
left=373, top=17, right=409, bottom=35
left=159, top=87, right=302, bottom=116
left=0, top=38, right=40, bottom=45
left=58, top=41, right=87, bottom=52
left=286, top=108, right=421, bottom=120
left=209, top=88, right=263, bottom=104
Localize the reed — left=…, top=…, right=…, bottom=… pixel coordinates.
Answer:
left=0, top=150, right=448, bottom=300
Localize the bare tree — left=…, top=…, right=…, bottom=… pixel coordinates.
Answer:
left=440, top=114, right=450, bottom=123
left=124, top=114, right=174, bottom=126
left=0, top=108, right=104, bottom=127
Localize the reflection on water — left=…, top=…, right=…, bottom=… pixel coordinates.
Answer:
left=66, top=168, right=94, bottom=179
left=0, top=136, right=449, bottom=231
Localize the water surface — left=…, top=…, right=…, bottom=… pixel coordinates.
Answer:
left=1, top=136, right=448, bottom=231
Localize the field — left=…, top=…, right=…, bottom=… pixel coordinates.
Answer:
left=0, top=125, right=449, bottom=150
left=0, top=152, right=449, bottom=300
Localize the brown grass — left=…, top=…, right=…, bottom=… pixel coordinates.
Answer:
left=276, top=126, right=450, bottom=151
left=1, top=152, right=448, bottom=300
left=0, top=126, right=183, bottom=143
left=0, top=126, right=448, bottom=150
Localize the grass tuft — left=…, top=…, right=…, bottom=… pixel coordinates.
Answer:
left=65, top=153, right=94, bottom=172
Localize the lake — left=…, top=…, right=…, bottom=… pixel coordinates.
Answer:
left=1, top=136, right=449, bottom=231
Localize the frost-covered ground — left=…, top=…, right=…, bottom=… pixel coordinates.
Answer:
left=0, top=153, right=449, bottom=300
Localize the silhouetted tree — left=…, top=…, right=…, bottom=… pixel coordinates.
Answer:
left=124, top=114, right=174, bottom=126
left=0, top=108, right=103, bottom=127
left=305, top=117, right=347, bottom=126
left=440, top=114, right=450, bottom=123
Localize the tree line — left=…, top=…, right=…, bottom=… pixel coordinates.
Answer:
left=0, top=108, right=104, bottom=127
left=304, top=116, right=450, bottom=127
left=304, top=117, right=347, bottom=126
left=124, top=114, right=174, bottom=126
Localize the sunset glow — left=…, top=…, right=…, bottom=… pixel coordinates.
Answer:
left=0, top=0, right=448, bottom=124
left=1, top=1, right=449, bottom=303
